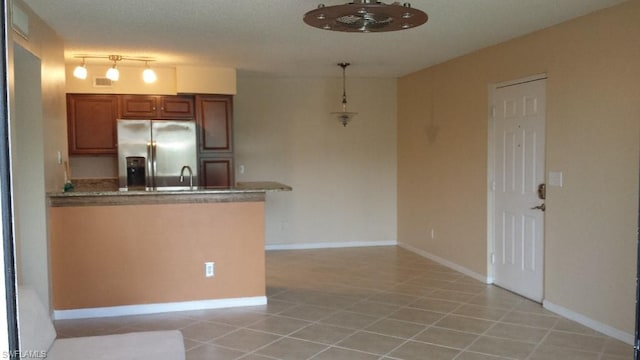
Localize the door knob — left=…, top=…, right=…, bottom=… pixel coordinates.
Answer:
left=531, top=203, right=545, bottom=212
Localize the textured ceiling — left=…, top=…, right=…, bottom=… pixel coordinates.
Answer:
left=22, top=0, right=627, bottom=77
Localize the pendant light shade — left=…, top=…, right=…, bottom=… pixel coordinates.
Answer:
left=330, top=62, right=358, bottom=127
left=336, top=111, right=358, bottom=127
left=105, top=65, right=119, bottom=81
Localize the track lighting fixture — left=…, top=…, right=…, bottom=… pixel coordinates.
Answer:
left=72, top=55, right=157, bottom=83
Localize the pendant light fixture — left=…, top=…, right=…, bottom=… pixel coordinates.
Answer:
left=304, top=0, right=428, bottom=33
left=331, top=62, right=358, bottom=127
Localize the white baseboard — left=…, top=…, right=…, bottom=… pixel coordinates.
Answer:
left=53, top=296, right=267, bottom=320
left=543, top=300, right=634, bottom=345
left=398, top=242, right=491, bottom=284
left=266, top=240, right=397, bottom=251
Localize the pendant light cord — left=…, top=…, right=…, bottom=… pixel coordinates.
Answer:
left=339, top=63, right=349, bottom=109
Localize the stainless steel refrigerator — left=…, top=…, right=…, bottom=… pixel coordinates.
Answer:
left=117, top=119, right=198, bottom=190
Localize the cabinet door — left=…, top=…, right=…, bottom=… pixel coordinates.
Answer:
left=200, top=158, right=233, bottom=187
left=67, top=94, right=118, bottom=154
left=120, top=95, right=195, bottom=119
left=119, top=95, right=158, bottom=118
left=158, top=96, right=194, bottom=119
left=196, top=95, right=233, bottom=152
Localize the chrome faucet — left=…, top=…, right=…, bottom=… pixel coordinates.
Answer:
left=179, top=165, right=194, bottom=188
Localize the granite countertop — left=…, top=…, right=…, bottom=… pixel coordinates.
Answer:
left=48, top=181, right=292, bottom=207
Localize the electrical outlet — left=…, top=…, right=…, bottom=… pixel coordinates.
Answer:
left=205, top=262, right=215, bottom=277
left=431, top=229, right=435, bottom=239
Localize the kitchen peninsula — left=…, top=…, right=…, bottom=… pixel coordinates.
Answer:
left=48, top=182, right=291, bottom=319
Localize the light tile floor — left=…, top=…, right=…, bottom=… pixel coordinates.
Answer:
left=55, top=247, right=633, bottom=360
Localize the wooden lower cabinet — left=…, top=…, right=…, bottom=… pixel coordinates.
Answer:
left=200, top=157, right=233, bottom=187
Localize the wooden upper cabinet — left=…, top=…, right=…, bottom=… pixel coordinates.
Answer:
left=67, top=94, right=119, bottom=155
left=119, top=95, right=156, bottom=118
left=120, top=95, right=194, bottom=119
left=159, top=96, right=195, bottom=119
left=196, top=95, right=233, bottom=153
left=66, top=93, right=230, bottom=159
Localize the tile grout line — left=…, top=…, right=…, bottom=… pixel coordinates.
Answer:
left=451, top=294, right=516, bottom=360
left=374, top=281, right=478, bottom=360
left=522, top=315, right=560, bottom=360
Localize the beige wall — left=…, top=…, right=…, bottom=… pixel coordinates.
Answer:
left=176, top=66, right=236, bottom=95
left=49, top=201, right=265, bottom=309
left=8, top=0, right=67, bottom=311
left=398, top=1, right=639, bottom=337
left=235, top=76, right=397, bottom=247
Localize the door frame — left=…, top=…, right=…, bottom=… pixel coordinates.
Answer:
left=2, top=0, right=20, bottom=351
left=634, top=168, right=640, bottom=359
left=486, top=73, right=548, bottom=287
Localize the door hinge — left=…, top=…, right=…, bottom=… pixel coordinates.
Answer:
left=491, top=105, right=496, bottom=118
left=490, top=253, right=496, bottom=265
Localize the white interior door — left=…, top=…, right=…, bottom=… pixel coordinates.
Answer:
left=492, top=77, right=546, bottom=302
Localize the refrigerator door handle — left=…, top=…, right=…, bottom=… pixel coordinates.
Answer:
left=151, top=141, right=158, bottom=189
left=146, top=142, right=153, bottom=189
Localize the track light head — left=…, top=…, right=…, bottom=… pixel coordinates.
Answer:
left=142, top=62, right=157, bottom=83
left=73, top=58, right=87, bottom=80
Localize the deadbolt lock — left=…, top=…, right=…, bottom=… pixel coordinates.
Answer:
left=537, top=183, right=546, bottom=200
